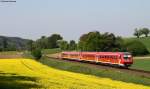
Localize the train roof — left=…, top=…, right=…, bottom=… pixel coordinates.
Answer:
left=62, top=52, right=131, bottom=55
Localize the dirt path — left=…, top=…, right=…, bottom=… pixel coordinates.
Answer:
left=0, top=52, right=23, bottom=59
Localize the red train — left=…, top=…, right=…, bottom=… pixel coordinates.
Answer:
left=61, top=52, right=133, bottom=68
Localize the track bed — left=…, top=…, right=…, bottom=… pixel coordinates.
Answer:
left=46, top=55, right=150, bottom=78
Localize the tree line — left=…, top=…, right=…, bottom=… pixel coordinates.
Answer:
left=28, top=31, right=149, bottom=59
left=27, top=34, right=77, bottom=51
left=134, top=28, right=150, bottom=38
left=0, top=29, right=149, bottom=59
left=28, top=31, right=125, bottom=52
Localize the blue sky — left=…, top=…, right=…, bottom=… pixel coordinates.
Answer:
left=0, top=0, right=150, bottom=41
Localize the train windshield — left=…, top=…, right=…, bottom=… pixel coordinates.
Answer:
left=123, top=55, right=131, bottom=60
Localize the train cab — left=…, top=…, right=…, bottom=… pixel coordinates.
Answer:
left=120, top=52, right=133, bottom=67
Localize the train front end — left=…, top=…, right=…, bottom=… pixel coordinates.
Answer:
left=121, top=52, right=133, bottom=67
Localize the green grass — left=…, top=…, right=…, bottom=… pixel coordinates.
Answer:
left=124, top=37, right=150, bottom=52
left=42, top=48, right=61, bottom=54
left=39, top=57, right=150, bottom=87
left=0, top=51, right=20, bottom=55
left=131, top=59, right=150, bottom=71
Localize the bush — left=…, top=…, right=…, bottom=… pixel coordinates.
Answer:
left=125, top=40, right=149, bottom=56
left=31, top=48, right=42, bottom=60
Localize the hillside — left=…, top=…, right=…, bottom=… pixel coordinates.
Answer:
left=124, top=37, right=150, bottom=52
left=0, top=36, right=29, bottom=50
left=0, top=58, right=149, bottom=89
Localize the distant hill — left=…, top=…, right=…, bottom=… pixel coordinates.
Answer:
left=0, top=36, right=30, bottom=51
left=124, top=37, right=150, bottom=52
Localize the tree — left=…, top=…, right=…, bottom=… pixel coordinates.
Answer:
left=2, top=38, right=8, bottom=51
left=31, top=48, right=42, bottom=60
left=140, top=28, right=150, bottom=37
left=78, top=34, right=88, bottom=51
left=0, top=42, right=3, bottom=51
left=47, top=34, right=63, bottom=48
left=36, top=36, right=48, bottom=49
left=27, top=40, right=34, bottom=51
left=78, top=31, right=123, bottom=52
left=85, top=31, right=102, bottom=51
left=78, top=31, right=101, bottom=51
left=114, top=36, right=126, bottom=52
left=100, top=32, right=116, bottom=51
left=133, top=28, right=142, bottom=38
left=69, top=40, right=77, bottom=50
left=57, top=40, right=68, bottom=50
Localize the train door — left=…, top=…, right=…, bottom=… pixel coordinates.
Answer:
left=106, top=56, right=109, bottom=62
left=95, top=54, right=99, bottom=62
left=113, top=55, right=118, bottom=64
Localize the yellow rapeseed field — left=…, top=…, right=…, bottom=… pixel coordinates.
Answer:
left=0, top=58, right=149, bottom=89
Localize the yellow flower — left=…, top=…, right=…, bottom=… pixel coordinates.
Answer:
left=0, top=58, right=149, bottom=89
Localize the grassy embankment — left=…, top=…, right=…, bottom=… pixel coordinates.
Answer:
left=124, top=37, right=150, bottom=53
left=1, top=59, right=150, bottom=89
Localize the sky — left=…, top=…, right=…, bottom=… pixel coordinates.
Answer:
left=0, top=0, right=150, bottom=41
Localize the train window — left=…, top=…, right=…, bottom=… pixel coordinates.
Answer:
left=114, top=56, right=117, bottom=59
left=124, top=56, right=128, bottom=60
left=124, top=55, right=130, bottom=60
left=110, top=56, right=112, bottom=59
left=112, top=56, right=114, bottom=59
left=114, top=56, right=115, bottom=59
left=115, top=56, right=117, bottom=59
left=113, top=56, right=115, bottom=59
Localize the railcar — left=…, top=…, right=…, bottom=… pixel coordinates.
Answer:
left=61, top=52, right=133, bottom=68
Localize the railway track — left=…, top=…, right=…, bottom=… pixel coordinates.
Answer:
left=46, top=56, right=150, bottom=78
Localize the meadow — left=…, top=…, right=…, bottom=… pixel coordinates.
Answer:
left=0, top=58, right=149, bottom=89
left=42, top=48, right=61, bottom=55
left=131, top=58, right=150, bottom=71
